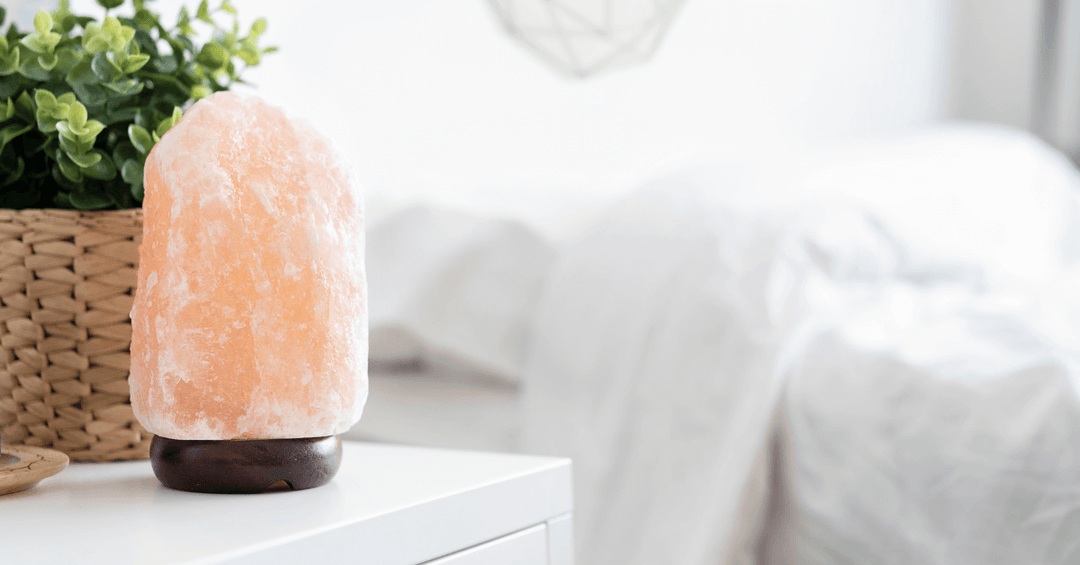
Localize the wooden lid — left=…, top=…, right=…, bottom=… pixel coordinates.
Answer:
left=0, top=444, right=70, bottom=496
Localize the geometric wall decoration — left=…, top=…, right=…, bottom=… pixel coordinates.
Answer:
left=487, top=0, right=688, bottom=78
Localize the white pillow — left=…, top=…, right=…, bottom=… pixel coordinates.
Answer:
left=366, top=205, right=555, bottom=384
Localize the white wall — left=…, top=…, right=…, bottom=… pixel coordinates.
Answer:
left=945, top=0, right=1080, bottom=159
left=946, top=0, right=1040, bottom=132
left=1055, top=0, right=1080, bottom=154
left=57, top=0, right=952, bottom=231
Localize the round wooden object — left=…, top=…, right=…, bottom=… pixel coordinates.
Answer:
left=150, top=435, right=343, bottom=494
left=0, top=444, right=70, bottom=496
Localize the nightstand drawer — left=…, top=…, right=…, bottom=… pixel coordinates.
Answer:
left=425, top=524, right=547, bottom=564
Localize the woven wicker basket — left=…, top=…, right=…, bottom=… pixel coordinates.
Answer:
left=0, top=208, right=150, bottom=462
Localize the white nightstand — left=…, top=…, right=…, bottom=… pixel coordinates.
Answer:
left=3, top=441, right=574, bottom=565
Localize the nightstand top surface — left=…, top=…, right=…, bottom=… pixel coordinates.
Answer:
left=2, top=440, right=572, bottom=565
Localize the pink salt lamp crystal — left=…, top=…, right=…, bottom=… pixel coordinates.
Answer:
left=130, top=92, right=367, bottom=440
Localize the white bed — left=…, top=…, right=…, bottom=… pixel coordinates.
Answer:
left=345, top=124, right=1080, bottom=565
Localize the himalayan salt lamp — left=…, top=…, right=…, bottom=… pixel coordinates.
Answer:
left=130, top=92, right=367, bottom=493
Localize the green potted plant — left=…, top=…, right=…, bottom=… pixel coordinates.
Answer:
left=0, top=0, right=274, bottom=462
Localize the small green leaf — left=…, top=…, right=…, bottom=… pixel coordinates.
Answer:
left=0, top=98, right=14, bottom=121
left=105, top=78, right=143, bottom=96
left=59, top=129, right=93, bottom=155
left=177, top=7, right=195, bottom=36
left=81, top=151, right=117, bottom=180
left=54, top=47, right=80, bottom=75
left=153, top=107, right=182, bottom=141
left=96, top=0, right=125, bottom=9
left=55, top=0, right=73, bottom=20
left=67, top=149, right=101, bottom=168
left=220, top=0, right=237, bottom=15
left=236, top=49, right=259, bottom=66
left=121, top=158, right=143, bottom=186
left=131, top=181, right=144, bottom=201
left=0, top=122, right=31, bottom=141
left=196, top=0, right=213, bottom=24
left=34, top=89, right=56, bottom=109
left=3, top=157, right=24, bottom=187
left=0, top=46, right=19, bottom=75
left=55, top=149, right=82, bottom=182
left=67, top=101, right=87, bottom=129
left=70, top=82, right=107, bottom=106
left=82, top=33, right=110, bottom=54
left=79, top=119, right=105, bottom=140
left=251, top=18, right=267, bottom=36
left=134, top=9, right=156, bottom=30
left=14, top=91, right=33, bottom=121
left=37, top=116, right=58, bottom=134
left=123, top=53, right=149, bottom=74
left=57, top=126, right=84, bottom=155
left=65, top=56, right=94, bottom=84
left=69, top=186, right=114, bottom=210
left=57, top=14, right=76, bottom=35
left=196, top=43, right=228, bottom=69
left=38, top=52, right=58, bottom=71
left=118, top=26, right=135, bottom=49
left=0, top=74, right=28, bottom=100
left=0, top=123, right=32, bottom=154
left=128, top=124, right=153, bottom=154
left=190, top=84, right=211, bottom=100
left=91, top=51, right=121, bottom=82
left=34, top=11, right=52, bottom=35
left=17, top=54, right=51, bottom=81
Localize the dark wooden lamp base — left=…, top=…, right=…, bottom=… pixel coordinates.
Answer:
left=149, top=435, right=343, bottom=494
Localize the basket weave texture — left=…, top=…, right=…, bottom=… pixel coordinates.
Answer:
left=0, top=208, right=150, bottom=462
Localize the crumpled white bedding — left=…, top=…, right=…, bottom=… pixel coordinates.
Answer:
left=356, top=124, right=1080, bottom=565
left=759, top=128, right=1080, bottom=565
left=765, top=306, right=1080, bottom=565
